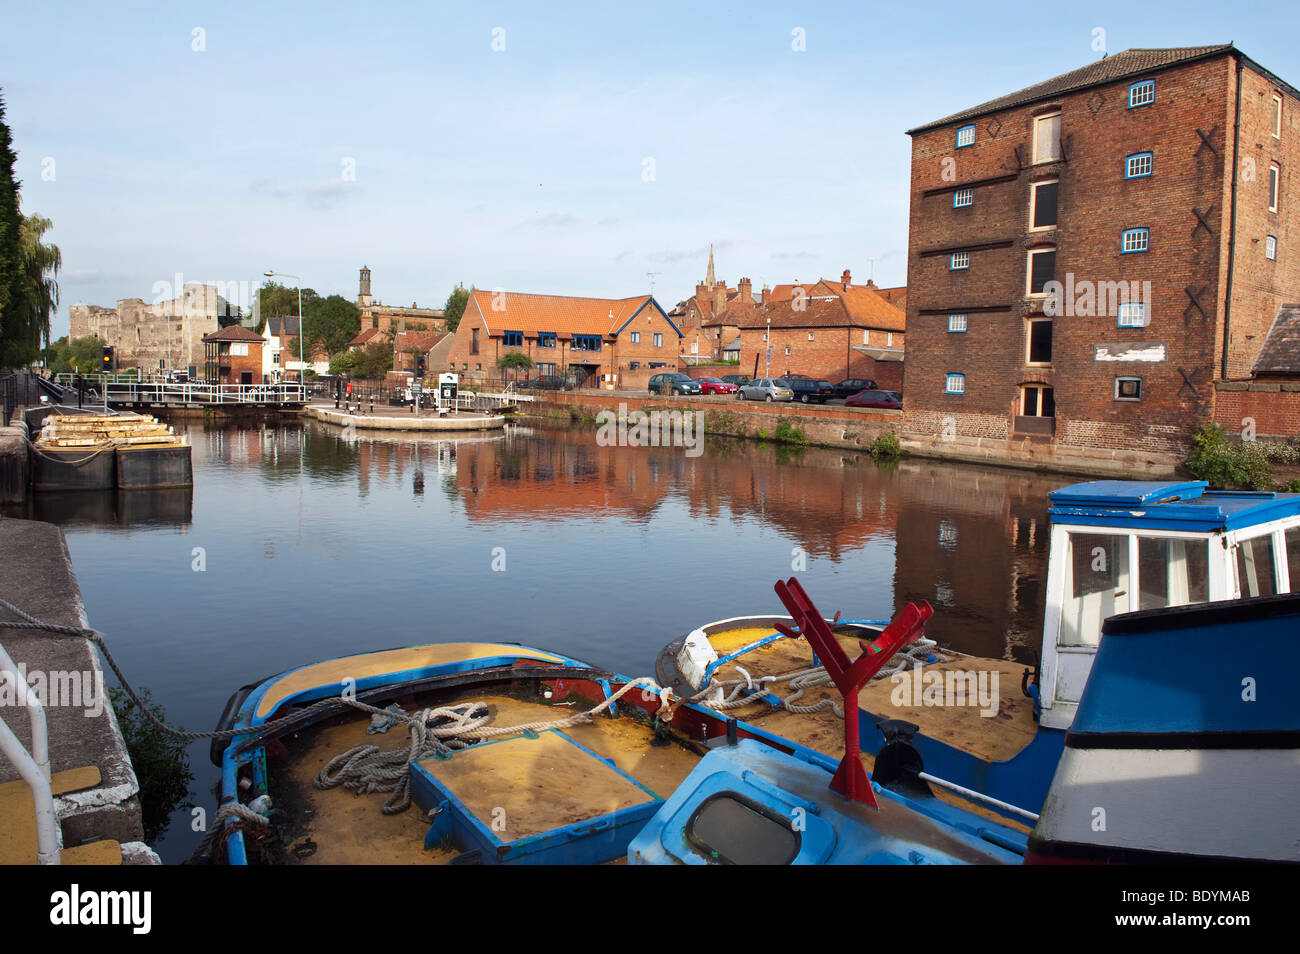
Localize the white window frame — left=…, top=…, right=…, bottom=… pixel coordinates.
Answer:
left=1115, top=376, right=1142, bottom=401
left=630, top=331, right=640, bottom=343
left=862, top=330, right=869, bottom=345
left=887, top=333, right=894, bottom=347
left=1121, top=228, right=1150, bottom=253
left=1033, top=112, right=1062, bottom=164
left=1026, top=248, right=1056, bottom=297
left=1269, top=163, right=1280, bottom=213
left=1118, top=302, right=1148, bottom=328
left=1026, top=318, right=1052, bottom=367
left=953, top=188, right=974, bottom=208
left=1030, top=179, right=1058, bottom=231
left=950, top=251, right=970, bottom=270
left=945, top=373, right=966, bottom=395
left=1126, top=152, right=1153, bottom=178
left=948, top=312, right=968, bottom=332
left=653, top=332, right=663, bottom=348
left=1267, top=235, right=1277, bottom=261
left=1274, top=93, right=1283, bottom=139
left=956, top=125, right=975, bottom=148
left=1128, top=80, right=1155, bottom=108
left=807, top=331, right=814, bottom=341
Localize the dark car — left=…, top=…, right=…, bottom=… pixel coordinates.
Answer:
left=648, top=372, right=702, bottom=396
left=831, top=377, right=877, bottom=400
left=782, top=375, right=834, bottom=404
left=845, top=389, right=903, bottom=410
left=520, top=376, right=571, bottom=391
left=720, top=374, right=750, bottom=386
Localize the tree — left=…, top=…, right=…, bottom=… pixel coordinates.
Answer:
left=43, top=335, right=102, bottom=374
left=498, top=352, right=532, bottom=370
left=0, top=91, right=27, bottom=366
left=444, top=283, right=470, bottom=333
left=20, top=213, right=60, bottom=353
left=306, top=294, right=361, bottom=356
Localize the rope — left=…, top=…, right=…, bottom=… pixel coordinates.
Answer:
left=188, top=802, right=273, bottom=864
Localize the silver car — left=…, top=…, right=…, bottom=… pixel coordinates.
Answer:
left=738, top=377, right=794, bottom=402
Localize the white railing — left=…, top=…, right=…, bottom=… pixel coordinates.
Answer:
left=0, top=641, right=59, bottom=864
left=55, top=376, right=307, bottom=405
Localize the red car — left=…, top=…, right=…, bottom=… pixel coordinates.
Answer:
left=696, top=377, right=739, bottom=395
left=845, top=389, right=903, bottom=410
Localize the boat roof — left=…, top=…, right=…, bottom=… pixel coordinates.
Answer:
left=1047, top=480, right=1300, bottom=532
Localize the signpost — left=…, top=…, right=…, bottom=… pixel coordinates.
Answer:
left=439, top=372, right=458, bottom=416
left=412, top=378, right=422, bottom=418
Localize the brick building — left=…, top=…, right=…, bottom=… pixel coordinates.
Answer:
left=355, top=266, right=445, bottom=334
left=903, top=45, right=1300, bottom=455
left=393, top=329, right=452, bottom=373
left=735, top=273, right=907, bottom=387
left=202, top=326, right=264, bottom=385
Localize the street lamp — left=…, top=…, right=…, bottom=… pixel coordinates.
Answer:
left=264, top=270, right=304, bottom=391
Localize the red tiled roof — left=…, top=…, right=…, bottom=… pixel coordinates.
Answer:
left=394, top=330, right=449, bottom=352
left=736, top=286, right=905, bottom=332
left=348, top=327, right=384, bottom=347
left=203, top=325, right=264, bottom=342
left=467, top=290, right=672, bottom=338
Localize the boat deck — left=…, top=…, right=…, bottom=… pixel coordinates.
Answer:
left=268, top=692, right=698, bottom=865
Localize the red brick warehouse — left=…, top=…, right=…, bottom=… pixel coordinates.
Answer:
left=903, top=45, right=1300, bottom=456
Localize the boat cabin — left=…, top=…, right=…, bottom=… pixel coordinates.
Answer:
left=1039, top=480, right=1300, bottom=730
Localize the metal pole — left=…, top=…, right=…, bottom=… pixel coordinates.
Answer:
left=0, top=642, right=59, bottom=864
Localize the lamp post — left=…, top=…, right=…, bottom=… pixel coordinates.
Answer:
left=265, top=270, right=304, bottom=397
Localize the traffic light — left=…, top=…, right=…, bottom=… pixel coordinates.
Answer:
left=416, top=355, right=426, bottom=377
left=101, top=346, right=114, bottom=372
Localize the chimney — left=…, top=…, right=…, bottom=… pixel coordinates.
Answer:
left=696, top=281, right=709, bottom=303
left=841, top=269, right=851, bottom=290
left=865, top=278, right=877, bottom=290
left=738, top=277, right=752, bottom=304
left=761, top=283, right=771, bottom=304
left=713, top=283, right=726, bottom=318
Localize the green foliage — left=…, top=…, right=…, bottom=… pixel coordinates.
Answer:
left=107, top=687, right=193, bottom=844
left=773, top=419, right=808, bottom=446
left=444, top=283, right=470, bottom=333
left=331, top=341, right=391, bottom=379
left=498, top=352, right=532, bottom=370
left=870, top=430, right=902, bottom=460
left=1185, top=422, right=1273, bottom=490
left=1286, top=478, right=1300, bottom=494
left=257, top=283, right=360, bottom=359
left=43, top=335, right=103, bottom=373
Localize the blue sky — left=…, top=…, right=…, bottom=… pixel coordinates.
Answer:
left=3, top=0, right=1297, bottom=338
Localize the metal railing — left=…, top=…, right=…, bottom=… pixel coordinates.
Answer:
left=0, top=640, right=59, bottom=864
left=54, top=375, right=307, bottom=405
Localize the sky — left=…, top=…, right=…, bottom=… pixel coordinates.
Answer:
left=3, top=0, right=1298, bottom=339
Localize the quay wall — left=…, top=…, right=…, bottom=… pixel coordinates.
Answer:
left=524, top=392, right=1182, bottom=478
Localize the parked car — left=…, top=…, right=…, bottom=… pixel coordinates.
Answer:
left=783, top=375, right=835, bottom=404
left=520, top=376, right=572, bottom=391
left=738, top=378, right=794, bottom=402
left=648, top=372, right=702, bottom=396
left=831, top=377, right=877, bottom=400
left=696, top=376, right=739, bottom=395
left=845, top=389, right=903, bottom=410
left=721, top=374, right=750, bottom=386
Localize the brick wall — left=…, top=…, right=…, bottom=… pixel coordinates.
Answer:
left=1214, top=381, right=1300, bottom=438
left=903, top=52, right=1298, bottom=456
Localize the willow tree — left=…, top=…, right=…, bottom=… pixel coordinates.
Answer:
left=0, top=91, right=22, bottom=365
left=20, top=213, right=60, bottom=354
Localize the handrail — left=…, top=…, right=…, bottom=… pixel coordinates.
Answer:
left=0, top=641, right=59, bottom=864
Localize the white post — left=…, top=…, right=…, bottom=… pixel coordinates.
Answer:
left=0, top=642, right=59, bottom=864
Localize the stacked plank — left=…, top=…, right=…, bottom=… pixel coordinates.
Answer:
left=35, top=413, right=187, bottom=449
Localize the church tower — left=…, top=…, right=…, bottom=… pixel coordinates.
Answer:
left=358, top=266, right=373, bottom=308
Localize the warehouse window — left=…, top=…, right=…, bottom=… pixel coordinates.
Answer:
left=1121, top=228, right=1150, bottom=253
left=1273, top=93, right=1283, bottom=139
left=1267, top=235, right=1277, bottom=261
left=1269, top=163, right=1280, bottom=212
left=1126, top=152, right=1153, bottom=178
left=1128, top=80, right=1155, bottom=108
left=1033, top=112, right=1061, bottom=163
left=951, top=251, right=970, bottom=270
left=948, top=313, right=968, bottom=332
left=956, top=125, right=975, bottom=148
left=1118, top=303, right=1148, bottom=328
left=1115, top=377, right=1142, bottom=401
left=1030, top=180, right=1058, bottom=230
left=953, top=188, right=974, bottom=208
left=1027, top=249, right=1056, bottom=296
left=1027, top=320, right=1053, bottom=365
left=945, top=373, right=966, bottom=395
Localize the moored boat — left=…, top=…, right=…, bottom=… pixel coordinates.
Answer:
left=657, top=480, right=1300, bottom=824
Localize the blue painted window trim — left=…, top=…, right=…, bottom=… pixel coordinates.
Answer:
left=537, top=332, right=556, bottom=348
left=1121, top=228, right=1150, bottom=253
left=948, top=313, right=968, bottom=332
left=1128, top=80, right=1155, bottom=108
left=945, top=373, right=966, bottom=395
left=953, top=188, right=974, bottom=208
left=950, top=251, right=970, bottom=270
left=571, top=334, right=603, bottom=352
left=1125, top=152, right=1153, bottom=178
left=956, top=125, right=976, bottom=148
left=1117, top=302, right=1147, bottom=328
left=502, top=330, right=523, bottom=346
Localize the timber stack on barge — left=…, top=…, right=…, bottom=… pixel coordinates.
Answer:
left=31, top=413, right=192, bottom=492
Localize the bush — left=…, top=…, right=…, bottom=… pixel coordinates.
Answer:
left=773, top=419, right=808, bottom=446
left=1185, top=422, right=1273, bottom=490
left=870, top=431, right=902, bottom=460
left=108, top=687, right=193, bottom=844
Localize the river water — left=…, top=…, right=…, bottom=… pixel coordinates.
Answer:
left=17, top=420, right=1060, bottom=861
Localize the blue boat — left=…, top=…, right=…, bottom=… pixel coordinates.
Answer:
left=656, top=480, right=1300, bottom=826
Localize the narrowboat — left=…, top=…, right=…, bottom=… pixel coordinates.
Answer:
left=656, top=480, right=1300, bottom=824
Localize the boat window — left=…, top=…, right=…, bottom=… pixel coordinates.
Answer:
left=1061, top=533, right=1130, bottom=647
left=1235, top=535, right=1278, bottom=598
left=1138, top=537, right=1210, bottom=610
left=1286, top=528, right=1300, bottom=593
left=686, top=793, right=800, bottom=865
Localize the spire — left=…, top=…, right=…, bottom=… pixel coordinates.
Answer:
left=705, top=244, right=715, bottom=290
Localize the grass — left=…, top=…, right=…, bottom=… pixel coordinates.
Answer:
left=869, top=431, right=902, bottom=460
